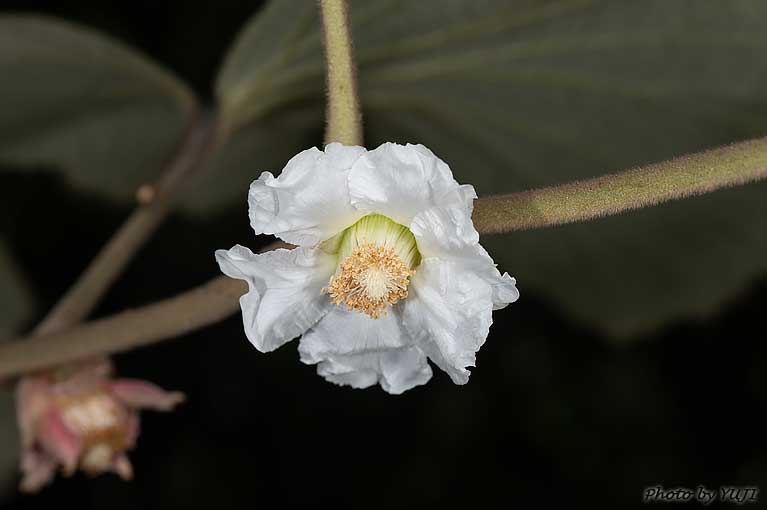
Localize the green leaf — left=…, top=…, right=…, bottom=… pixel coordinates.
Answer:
left=203, top=0, right=767, bottom=339
left=0, top=241, right=34, bottom=342
left=182, top=1, right=323, bottom=211
left=0, top=16, right=196, bottom=200
left=185, top=105, right=323, bottom=212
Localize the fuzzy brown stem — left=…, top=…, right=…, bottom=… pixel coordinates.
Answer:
left=0, top=241, right=287, bottom=378
left=472, top=137, right=767, bottom=234
left=33, top=109, right=217, bottom=336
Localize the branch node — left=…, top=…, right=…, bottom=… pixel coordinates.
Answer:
left=135, top=185, right=157, bottom=205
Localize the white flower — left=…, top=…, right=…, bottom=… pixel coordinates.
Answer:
left=216, top=142, right=519, bottom=394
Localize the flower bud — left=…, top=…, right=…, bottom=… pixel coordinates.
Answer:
left=15, top=359, right=184, bottom=492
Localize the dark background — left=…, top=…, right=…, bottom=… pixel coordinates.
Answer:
left=2, top=1, right=767, bottom=508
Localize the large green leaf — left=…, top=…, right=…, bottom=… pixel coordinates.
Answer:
left=199, top=0, right=767, bottom=338
left=0, top=16, right=196, bottom=199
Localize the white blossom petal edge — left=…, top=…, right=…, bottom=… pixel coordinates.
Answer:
left=216, top=142, right=519, bottom=394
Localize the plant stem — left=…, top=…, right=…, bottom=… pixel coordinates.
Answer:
left=319, top=0, right=363, bottom=146
left=2, top=278, right=242, bottom=378
left=2, top=137, right=766, bottom=379
left=0, top=242, right=285, bottom=379
left=472, top=137, right=767, bottom=234
left=33, top=109, right=217, bottom=336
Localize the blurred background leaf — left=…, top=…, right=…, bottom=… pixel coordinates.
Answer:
left=188, top=0, right=767, bottom=339
left=0, top=241, right=34, bottom=342
left=0, top=16, right=196, bottom=200
left=0, top=241, right=30, bottom=492
left=0, top=390, right=19, bottom=494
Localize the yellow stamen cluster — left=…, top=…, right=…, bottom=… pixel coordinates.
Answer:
left=327, top=242, right=415, bottom=318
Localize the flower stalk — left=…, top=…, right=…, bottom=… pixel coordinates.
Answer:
left=0, top=242, right=287, bottom=380
left=473, top=137, right=767, bottom=234
left=319, top=0, right=363, bottom=146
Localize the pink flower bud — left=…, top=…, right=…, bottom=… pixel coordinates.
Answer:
left=15, top=359, right=184, bottom=493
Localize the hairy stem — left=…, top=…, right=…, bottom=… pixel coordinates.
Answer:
left=0, top=242, right=285, bottom=379
left=2, top=278, right=243, bottom=378
left=2, top=137, right=766, bottom=378
left=319, top=0, right=363, bottom=146
left=473, top=137, right=767, bottom=234
left=34, top=109, right=217, bottom=336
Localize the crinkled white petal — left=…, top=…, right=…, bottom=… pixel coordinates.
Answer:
left=299, top=308, right=432, bottom=394
left=403, top=258, right=497, bottom=385
left=313, top=348, right=432, bottom=395
left=348, top=143, right=463, bottom=227
left=410, top=187, right=519, bottom=311
left=299, top=307, right=406, bottom=359
left=421, top=239, right=518, bottom=311
left=487, top=269, right=519, bottom=311
left=409, top=184, right=479, bottom=252
left=215, top=245, right=336, bottom=352
left=248, top=143, right=367, bottom=246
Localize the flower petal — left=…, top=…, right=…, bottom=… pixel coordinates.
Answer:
left=488, top=270, right=519, bottom=311
left=37, top=408, right=82, bottom=475
left=314, top=348, right=432, bottom=395
left=299, top=308, right=432, bottom=394
left=410, top=188, right=519, bottom=311
left=110, top=379, right=185, bottom=411
left=403, top=258, right=497, bottom=385
left=216, top=245, right=336, bottom=352
left=425, top=241, right=518, bottom=311
left=348, top=143, right=463, bottom=227
left=19, top=450, right=57, bottom=493
left=248, top=143, right=367, bottom=246
left=112, top=454, right=134, bottom=480
left=409, top=184, right=479, bottom=255
left=16, top=377, right=52, bottom=448
left=299, top=307, right=406, bottom=359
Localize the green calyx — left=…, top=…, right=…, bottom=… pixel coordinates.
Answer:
left=320, top=213, right=421, bottom=269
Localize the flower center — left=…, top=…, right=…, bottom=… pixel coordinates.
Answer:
left=57, top=391, right=130, bottom=462
left=80, top=443, right=115, bottom=474
left=322, top=214, right=420, bottom=319
left=327, top=243, right=414, bottom=318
